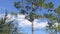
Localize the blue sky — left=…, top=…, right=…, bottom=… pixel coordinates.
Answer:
left=0, top=0, right=60, bottom=34
left=0, top=0, right=18, bottom=13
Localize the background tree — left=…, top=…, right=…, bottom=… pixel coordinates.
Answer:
left=0, top=11, right=13, bottom=34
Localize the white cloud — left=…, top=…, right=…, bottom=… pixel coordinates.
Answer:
left=0, top=14, right=48, bottom=29
left=17, top=14, right=25, bottom=19
left=16, top=14, right=31, bottom=27
left=33, top=20, right=48, bottom=29
left=18, top=19, right=31, bottom=27
left=0, top=14, right=5, bottom=19
left=16, top=14, right=48, bottom=29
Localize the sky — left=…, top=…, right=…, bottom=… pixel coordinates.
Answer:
left=0, top=0, right=60, bottom=34
left=0, top=0, right=18, bottom=13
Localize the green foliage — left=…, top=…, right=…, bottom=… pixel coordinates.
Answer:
left=42, top=3, right=48, bottom=8
left=20, top=9, right=26, bottom=14
left=0, top=12, right=13, bottom=34
left=35, top=1, right=54, bottom=9
left=48, top=2, right=54, bottom=8
left=43, top=2, right=54, bottom=9
left=57, top=19, right=60, bottom=23
left=44, top=13, right=56, bottom=20
left=35, top=0, right=45, bottom=6
left=14, top=2, right=20, bottom=9
left=54, top=6, right=60, bottom=14
left=40, top=0, right=45, bottom=3
left=0, top=25, right=12, bottom=34
left=57, top=25, right=60, bottom=31
left=54, top=6, right=60, bottom=32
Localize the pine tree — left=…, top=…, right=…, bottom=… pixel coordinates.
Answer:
left=0, top=11, right=13, bottom=34
left=14, top=0, right=60, bottom=34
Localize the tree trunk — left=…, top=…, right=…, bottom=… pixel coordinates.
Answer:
left=32, top=21, right=34, bottom=34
